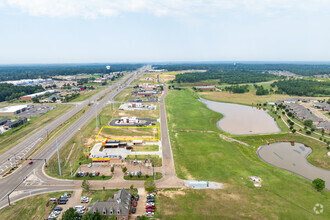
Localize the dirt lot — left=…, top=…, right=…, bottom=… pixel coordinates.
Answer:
left=98, top=127, right=159, bottom=140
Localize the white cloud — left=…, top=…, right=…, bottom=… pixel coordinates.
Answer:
left=4, top=0, right=330, bottom=18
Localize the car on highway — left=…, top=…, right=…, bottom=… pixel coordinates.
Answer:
left=28, top=161, right=33, bottom=165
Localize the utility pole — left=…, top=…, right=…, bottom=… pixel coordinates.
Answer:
left=95, top=106, right=98, bottom=128
left=56, top=138, right=62, bottom=176
left=8, top=176, right=27, bottom=206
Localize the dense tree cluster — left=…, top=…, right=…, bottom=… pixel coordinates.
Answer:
left=271, top=79, right=330, bottom=96
left=153, top=63, right=330, bottom=76
left=255, top=85, right=270, bottom=96
left=174, top=70, right=278, bottom=84
left=0, top=83, right=44, bottom=102
left=224, top=85, right=249, bottom=93
left=0, top=64, right=142, bottom=81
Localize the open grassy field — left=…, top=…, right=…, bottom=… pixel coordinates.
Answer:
left=200, top=88, right=328, bottom=106
left=113, top=87, right=135, bottom=102
left=0, top=104, right=73, bottom=155
left=161, top=89, right=329, bottom=219
left=69, top=87, right=106, bottom=102
left=0, top=191, right=64, bottom=220
left=97, top=126, right=159, bottom=141
left=132, top=145, right=159, bottom=152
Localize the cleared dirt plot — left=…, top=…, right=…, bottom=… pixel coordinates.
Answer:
left=97, top=126, right=159, bottom=141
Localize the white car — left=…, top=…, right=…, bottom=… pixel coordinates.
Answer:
left=88, top=163, right=92, bottom=168
left=52, top=211, right=61, bottom=215
left=146, top=202, right=154, bottom=206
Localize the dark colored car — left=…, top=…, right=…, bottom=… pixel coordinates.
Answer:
left=147, top=199, right=155, bottom=203
left=132, top=208, right=136, bottom=214
left=96, top=172, right=100, bottom=176
left=133, top=201, right=137, bottom=207
left=58, top=201, right=67, bottom=205
left=84, top=172, right=89, bottom=176
left=54, top=207, right=63, bottom=211
left=60, top=198, right=68, bottom=202
left=135, top=194, right=139, bottom=201
left=66, top=194, right=71, bottom=198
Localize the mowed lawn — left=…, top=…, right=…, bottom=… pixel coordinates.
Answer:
left=0, top=104, right=73, bottom=155
left=161, top=89, right=329, bottom=219
left=200, top=89, right=326, bottom=106
left=98, top=126, right=159, bottom=140
left=0, top=191, right=64, bottom=220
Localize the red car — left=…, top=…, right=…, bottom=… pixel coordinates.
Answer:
left=28, top=161, right=33, bottom=165
left=133, top=201, right=137, bottom=207
left=146, top=205, right=155, bottom=209
left=146, top=208, right=155, bottom=212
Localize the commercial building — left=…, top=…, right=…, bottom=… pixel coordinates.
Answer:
left=0, top=105, right=29, bottom=116
left=118, top=103, right=156, bottom=111
left=88, top=189, right=132, bottom=220
left=194, top=86, right=216, bottom=91
left=3, top=117, right=27, bottom=130
left=0, top=118, right=9, bottom=126
left=20, top=90, right=57, bottom=100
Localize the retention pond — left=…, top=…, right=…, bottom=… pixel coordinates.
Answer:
left=200, top=98, right=280, bottom=135
left=258, top=142, right=330, bottom=190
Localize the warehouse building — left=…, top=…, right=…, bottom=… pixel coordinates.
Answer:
left=0, top=105, right=29, bottom=116
left=20, top=90, right=57, bottom=100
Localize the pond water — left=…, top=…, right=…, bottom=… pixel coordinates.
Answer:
left=200, top=98, right=281, bottom=135
left=258, top=142, right=330, bottom=190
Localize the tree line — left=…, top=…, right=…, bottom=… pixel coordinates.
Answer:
left=174, top=70, right=279, bottom=84
left=153, top=63, right=330, bottom=76
left=271, top=79, right=330, bottom=96
left=0, top=64, right=141, bottom=81
left=0, top=83, right=44, bottom=102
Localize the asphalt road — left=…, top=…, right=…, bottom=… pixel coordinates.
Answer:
left=0, top=66, right=150, bottom=209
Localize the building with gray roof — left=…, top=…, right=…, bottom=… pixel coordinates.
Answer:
left=87, top=189, right=132, bottom=219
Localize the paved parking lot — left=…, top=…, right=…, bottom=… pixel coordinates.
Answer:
left=76, top=163, right=112, bottom=176
left=126, top=160, right=153, bottom=176
left=17, top=105, right=55, bottom=117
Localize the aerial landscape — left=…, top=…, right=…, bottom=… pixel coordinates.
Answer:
left=0, top=1, right=329, bottom=220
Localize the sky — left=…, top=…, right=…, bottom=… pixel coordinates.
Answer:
left=0, top=0, right=330, bottom=64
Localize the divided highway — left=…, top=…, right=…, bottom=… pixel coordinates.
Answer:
left=0, top=66, right=149, bottom=208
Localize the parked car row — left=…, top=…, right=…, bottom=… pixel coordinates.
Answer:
left=57, top=193, right=71, bottom=205
left=76, top=171, right=100, bottom=177
left=131, top=194, right=139, bottom=214
left=126, top=171, right=142, bottom=176
left=146, top=193, right=155, bottom=216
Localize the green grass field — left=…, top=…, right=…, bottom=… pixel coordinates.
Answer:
left=98, top=126, right=159, bottom=140
left=132, top=145, right=159, bottom=152
left=0, top=104, right=73, bottom=155
left=69, top=87, right=106, bottom=102
left=0, top=191, right=65, bottom=220
left=160, top=89, right=329, bottom=219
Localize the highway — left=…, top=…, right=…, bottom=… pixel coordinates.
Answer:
left=0, top=66, right=150, bottom=209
